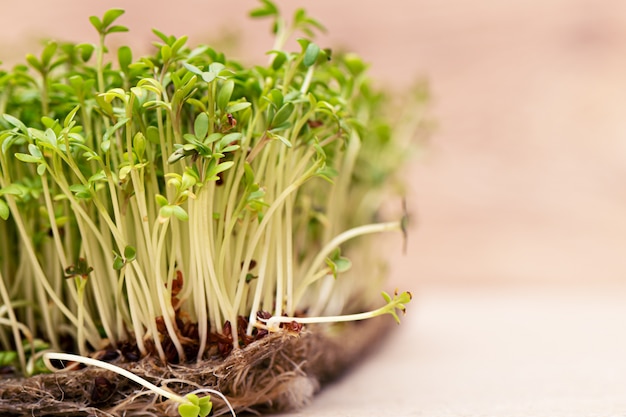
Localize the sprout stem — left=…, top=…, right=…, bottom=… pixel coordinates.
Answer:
left=44, top=352, right=188, bottom=404
left=262, top=291, right=412, bottom=332
left=295, top=221, right=402, bottom=307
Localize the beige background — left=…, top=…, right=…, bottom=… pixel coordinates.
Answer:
left=4, top=1, right=626, bottom=416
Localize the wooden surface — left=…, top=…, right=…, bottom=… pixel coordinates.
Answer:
left=4, top=1, right=626, bottom=415
left=281, top=287, right=626, bottom=416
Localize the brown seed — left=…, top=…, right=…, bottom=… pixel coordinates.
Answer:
left=283, top=320, right=303, bottom=334
left=227, top=113, right=236, bottom=128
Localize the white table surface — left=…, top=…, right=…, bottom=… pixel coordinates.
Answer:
left=278, top=286, right=626, bottom=417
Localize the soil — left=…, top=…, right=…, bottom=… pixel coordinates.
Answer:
left=0, top=318, right=390, bottom=416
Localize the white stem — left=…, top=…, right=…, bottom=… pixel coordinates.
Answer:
left=264, top=309, right=380, bottom=331
left=300, top=65, right=315, bottom=94
left=295, top=221, right=401, bottom=306
left=43, top=352, right=188, bottom=404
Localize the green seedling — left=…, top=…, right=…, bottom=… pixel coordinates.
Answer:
left=0, top=0, right=424, bottom=393
left=261, top=290, right=412, bottom=331
left=43, top=352, right=235, bottom=417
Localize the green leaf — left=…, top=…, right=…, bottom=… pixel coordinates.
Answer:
left=161, top=44, right=172, bottom=62
left=41, top=115, right=57, bottom=129
left=88, top=171, right=107, bottom=184
left=186, top=394, right=200, bottom=405
left=171, top=205, right=189, bottom=221
left=182, top=62, right=204, bottom=76
left=69, top=184, right=92, bottom=199
left=102, top=9, right=125, bottom=29
left=146, top=126, right=160, bottom=144
left=204, top=132, right=223, bottom=145
left=133, top=132, right=146, bottom=159
left=197, top=396, right=213, bottom=417
left=0, top=184, right=24, bottom=197
left=28, top=143, right=42, bottom=158
left=334, top=256, right=352, bottom=273
left=380, top=291, right=412, bottom=324
left=243, top=163, right=255, bottom=185
left=181, top=171, right=197, bottom=190
left=220, top=132, right=242, bottom=146
left=45, top=128, right=59, bottom=146
left=78, top=43, right=95, bottom=61
left=178, top=403, right=200, bottom=417
left=221, top=145, right=240, bottom=153
left=118, top=46, right=132, bottom=72
left=0, top=351, right=17, bottom=366
left=268, top=131, right=291, bottom=147
left=159, top=205, right=174, bottom=219
left=25, top=54, right=43, bottom=72
left=194, top=113, right=209, bottom=140
left=40, top=42, right=58, bottom=68
left=106, top=25, right=127, bottom=35
left=155, top=194, right=169, bottom=207
left=102, top=117, right=129, bottom=143
left=270, top=51, right=288, bottom=71
left=225, top=102, right=251, bottom=114
left=171, top=35, right=188, bottom=54
left=167, top=148, right=189, bottom=164
left=123, top=245, right=136, bottom=261
left=14, top=153, right=41, bottom=164
left=217, top=80, right=234, bottom=112
left=65, top=258, right=93, bottom=278
left=215, top=161, right=234, bottom=174
left=0, top=199, right=9, bottom=220
left=250, top=0, right=278, bottom=18
left=267, top=89, right=283, bottom=108
left=343, top=53, right=368, bottom=77
left=89, top=15, right=103, bottom=32
left=325, top=249, right=352, bottom=278
left=64, top=105, right=81, bottom=128
left=272, top=102, right=294, bottom=127
left=3, top=114, right=28, bottom=133
left=316, top=166, right=338, bottom=182
left=152, top=28, right=170, bottom=44
left=118, top=165, right=132, bottom=181
left=201, top=71, right=216, bottom=83
left=303, top=42, right=320, bottom=67
left=112, top=255, right=124, bottom=271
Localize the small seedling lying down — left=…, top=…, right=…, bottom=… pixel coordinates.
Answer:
left=260, top=290, right=412, bottom=332
left=43, top=352, right=236, bottom=417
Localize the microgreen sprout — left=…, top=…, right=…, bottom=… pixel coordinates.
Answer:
left=43, top=352, right=236, bottom=417
left=260, top=290, right=412, bottom=332
left=0, top=0, right=426, bottom=384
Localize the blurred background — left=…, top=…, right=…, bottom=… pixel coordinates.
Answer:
left=4, top=1, right=626, bottom=415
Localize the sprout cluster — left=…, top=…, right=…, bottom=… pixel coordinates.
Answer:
left=0, top=3, right=424, bottom=375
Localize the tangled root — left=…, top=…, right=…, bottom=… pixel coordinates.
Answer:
left=0, top=317, right=390, bottom=416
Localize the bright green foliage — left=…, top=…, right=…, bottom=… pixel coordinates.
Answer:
left=178, top=394, right=213, bottom=417
left=380, top=290, right=412, bottom=324
left=0, top=0, right=426, bottom=374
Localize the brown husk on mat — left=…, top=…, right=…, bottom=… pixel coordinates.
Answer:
left=0, top=316, right=391, bottom=416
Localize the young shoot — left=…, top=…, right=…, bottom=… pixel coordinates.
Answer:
left=43, top=352, right=236, bottom=417
left=260, top=290, right=412, bottom=332
left=0, top=0, right=427, bottom=380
